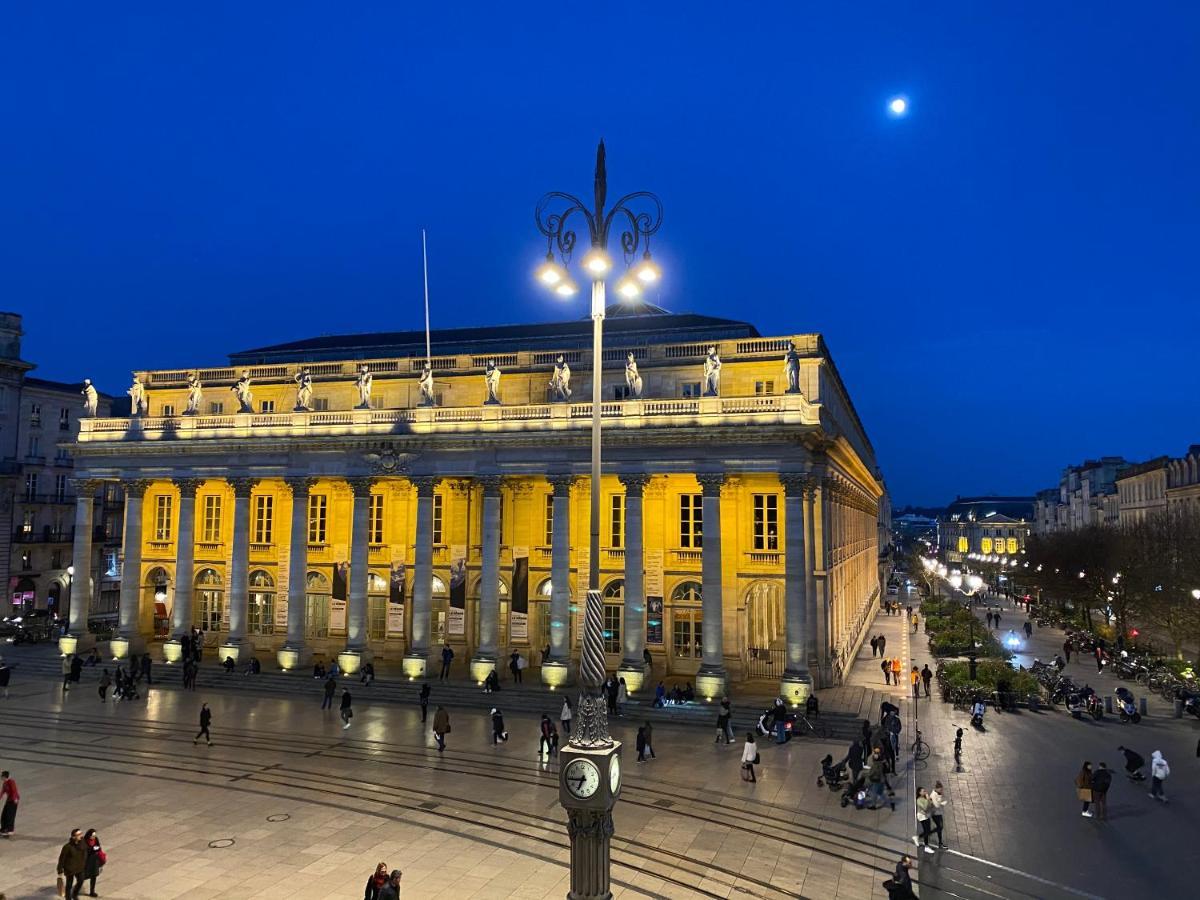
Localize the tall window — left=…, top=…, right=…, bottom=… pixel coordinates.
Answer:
left=55, top=474, right=68, bottom=501
left=305, top=571, right=330, bottom=638
left=248, top=570, right=275, bottom=634
left=679, top=494, right=703, bottom=548
left=670, top=581, right=703, bottom=660
left=202, top=495, right=222, bottom=542
left=253, top=495, right=274, bottom=543
left=367, top=572, right=387, bottom=639
left=59, top=407, right=70, bottom=430
left=154, top=495, right=173, bottom=541
left=753, top=494, right=778, bottom=550
left=22, top=510, right=34, bottom=535
left=23, top=473, right=37, bottom=501
left=432, top=494, right=444, bottom=544
left=369, top=494, right=384, bottom=543
left=29, top=403, right=40, bottom=427
left=602, top=580, right=623, bottom=654
left=609, top=494, right=625, bottom=548
left=308, top=494, right=328, bottom=543
left=195, top=569, right=223, bottom=631
left=27, top=435, right=40, bottom=457
left=544, top=494, right=554, bottom=545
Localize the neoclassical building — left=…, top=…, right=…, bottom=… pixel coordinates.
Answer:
left=67, top=303, right=884, bottom=697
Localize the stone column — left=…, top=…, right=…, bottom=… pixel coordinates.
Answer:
left=803, top=478, right=820, bottom=682
left=279, top=477, right=315, bottom=670
left=341, top=477, right=374, bottom=672
left=168, top=479, right=203, bottom=639
left=220, top=477, right=257, bottom=662
left=62, top=479, right=102, bottom=653
left=696, top=473, right=727, bottom=698
left=779, top=473, right=812, bottom=704
left=471, top=475, right=503, bottom=681
left=542, top=474, right=574, bottom=686
left=617, top=473, right=650, bottom=692
left=403, top=476, right=439, bottom=677
left=116, top=479, right=152, bottom=656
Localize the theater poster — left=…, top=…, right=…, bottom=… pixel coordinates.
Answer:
left=448, top=546, right=467, bottom=635
left=510, top=547, right=529, bottom=642
left=331, top=559, right=349, bottom=633
left=387, top=560, right=406, bottom=636
left=274, top=565, right=289, bottom=632
left=574, top=545, right=589, bottom=646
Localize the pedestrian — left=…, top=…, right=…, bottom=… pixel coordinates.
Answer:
left=911, top=787, right=935, bottom=854
left=364, top=862, right=389, bottom=900
left=510, top=649, right=523, bottom=684
left=0, top=655, right=10, bottom=699
left=616, top=677, right=628, bottom=716
left=83, top=828, right=105, bottom=897
left=891, top=657, right=901, bottom=687
left=883, top=855, right=917, bottom=899
left=98, top=669, right=111, bottom=703
left=539, top=714, right=556, bottom=756
left=62, top=653, right=73, bottom=692
left=360, top=661, right=375, bottom=686
left=909, top=666, right=920, bottom=700
left=1024, top=620, right=1033, bottom=639
left=432, top=706, right=450, bottom=752
left=642, top=646, right=652, bottom=673
left=1095, top=646, right=1105, bottom=674
left=141, top=652, right=152, bottom=685
left=871, top=635, right=879, bottom=658
left=490, top=707, right=508, bottom=745
left=993, top=610, right=1001, bottom=629
left=560, top=696, right=573, bottom=735
left=184, top=658, right=197, bottom=691
left=1076, top=761, right=1094, bottom=817
left=439, top=642, right=454, bottom=680
left=740, top=732, right=759, bottom=783
left=642, top=720, right=656, bottom=759
left=1149, top=750, right=1170, bottom=802
left=866, top=747, right=895, bottom=810
left=419, top=682, right=430, bottom=723
left=1063, top=640, right=1072, bottom=664
left=881, top=658, right=891, bottom=685
left=845, top=740, right=864, bottom=785
left=717, top=696, right=734, bottom=743
left=57, top=829, right=87, bottom=900
left=653, top=680, right=666, bottom=708
left=340, top=689, right=354, bottom=730
left=636, top=726, right=648, bottom=762
left=322, top=674, right=337, bottom=709
left=605, top=676, right=617, bottom=713
left=920, top=664, right=933, bottom=698
left=929, top=781, right=947, bottom=847
left=379, top=870, right=403, bottom=900
left=1091, top=762, right=1112, bottom=820
left=0, top=770, right=19, bottom=837
left=85, top=648, right=100, bottom=667
left=878, top=634, right=887, bottom=656
left=911, top=612, right=919, bottom=633
left=986, top=611, right=994, bottom=629
left=194, top=702, right=213, bottom=745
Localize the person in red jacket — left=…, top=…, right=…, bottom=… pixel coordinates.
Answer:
left=0, top=770, right=18, bottom=836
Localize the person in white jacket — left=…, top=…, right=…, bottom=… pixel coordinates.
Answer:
left=1150, top=750, right=1170, bottom=802
left=741, top=733, right=759, bottom=783
left=929, top=782, right=948, bottom=848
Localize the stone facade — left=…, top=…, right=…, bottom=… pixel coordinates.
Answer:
left=1166, top=446, right=1200, bottom=515
left=939, top=497, right=1032, bottom=564
left=1032, top=457, right=1128, bottom=534
left=1115, top=457, right=1170, bottom=526
left=67, top=309, right=884, bottom=694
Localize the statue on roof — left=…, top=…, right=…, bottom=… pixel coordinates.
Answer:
left=127, top=373, right=147, bottom=416
left=293, top=367, right=313, bottom=411
left=484, top=359, right=502, bottom=405
left=418, top=362, right=435, bottom=407
left=703, top=346, right=721, bottom=396
left=81, top=379, right=99, bottom=417
left=232, top=371, right=253, bottom=412
left=354, top=364, right=372, bottom=409
left=185, top=373, right=203, bottom=415
left=549, top=354, right=572, bottom=402
left=783, top=341, right=802, bottom=394
left=625, top=352, right=643, bottom=399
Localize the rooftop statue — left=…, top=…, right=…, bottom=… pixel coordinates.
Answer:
left=703, top=346, right=721, bottom=396
left=549, top=354, right=572, bottom=402
left=784, top=341, right=802, bottom=394
left=484, top=359, right=502, bottom=405
left=625, top=352, right=643, bottom=399
left=232, top=371, right=254, bottom=413
left=294, top=368, right=313, bottom=411
left=185, top=373, right=203, bottom=415
left=355, top=364, right=373, bottom=409
left=81, top=379, right=98, bottom=417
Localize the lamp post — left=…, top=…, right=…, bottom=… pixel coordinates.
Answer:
left=535, top=142, right=663, bottom=900
left=65, top=565, right=75, bottom=635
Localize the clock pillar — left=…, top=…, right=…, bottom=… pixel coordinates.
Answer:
left=566, top=809, right=614, bottom=900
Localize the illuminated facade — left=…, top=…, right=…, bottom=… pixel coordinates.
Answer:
left=68, top=305, right=884, bottom=694
left=940, top=497, right=1032, bottom=564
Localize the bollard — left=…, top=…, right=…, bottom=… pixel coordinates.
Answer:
left=1028, top=693, right=1039, bottom=712
left=1175, top=698, right=1184, bottom=719
left=1139, top=696, right=1148, bottom=716
left=1104, top=696, right=1113, bottom=714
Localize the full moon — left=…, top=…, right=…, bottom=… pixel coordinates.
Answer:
left=889, top=96, right=908, bottom=116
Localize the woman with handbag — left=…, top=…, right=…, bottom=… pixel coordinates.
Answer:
left=83, top=829, right=105, bottom=897
left=1075, top=761, right=1094, bottom=817
left=741, top=732, right=759, bottom=783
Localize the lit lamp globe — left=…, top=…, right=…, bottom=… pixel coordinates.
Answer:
left=536, top=254, right=568, bottom=287
left=581, top=248, right=612, bottom=277
left=633, top=251, right=661, bottom=284
left=615, top=273, right=641, bottom=300
left=554, top=280, right=578, bottom=297
left=1192, top=589, right=1200, bottom=601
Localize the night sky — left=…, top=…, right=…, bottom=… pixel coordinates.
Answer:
left=3, top=4, right=1197, bottom=505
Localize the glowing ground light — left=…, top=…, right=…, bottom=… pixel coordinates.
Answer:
left=888, top=96, right=908, bottom=117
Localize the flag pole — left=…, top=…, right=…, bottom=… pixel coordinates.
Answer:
left=422, top=229, right=431, bottom=366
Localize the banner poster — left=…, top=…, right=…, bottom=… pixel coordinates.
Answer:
left=331, top=560, right=349, bottom=633
left=574, top=545, right=590, bottom=646
left=646, top=596, right=664, bottom=645
left=448, top=546, right=467, bottom=635
left=510, top=547, right=529, bottom=642
left=387, top=561, right=407, bottom=635
left=644, top=548, right=665, bottom=597
left=274, top=565, right=289, bottom=632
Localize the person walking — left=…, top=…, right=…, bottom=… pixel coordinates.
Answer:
left=642, top=720, right=656, bottom=760
left=1076, top=761, right=1094, bottom=817
left=929, top=781, right=947, bottom=848
left=636, top=727, right=648, bottom=762
left=1063, top=639, right=1072, bottom=664
left=419, top=682, right=431, bottom=723
left=891, top=658, right=902, bottom=688
left=83, top=828, right=105, bottom=897
left=911, top=612, right=919, bottom=634
left=321, top=674, right=337, bottom=710
left=490, top=707, right=508, bottom=745
left=986, top=611, right=994, bottom=629
left=845, top=740, right=864, bottom=785
left=1149, top=750, right=1170, bottom=802
left=439, top=642, right=454, bottom=680
left=62, top=653, right=73, bottom=692
left=98, top=669, right=111, bottom=703
left=909, top=667, right=920, bottom=700
left=1091, top=762, right=1112, bottom=820
left=539, top=714, right=556, bottom=757
left=1023, top=620, right=1033, bottom=640
left=0, top=770, right=19, bottom=837
left=1095, top=646, right=1105, bottom=674
left=57, top=829, right=87, bottom=900
left=379, top=870, right=403, bottom=900
left=884, top=855, right=917, bottom=899
left=911, top=787, right=935, bottom=854
left=340, top=689, right=354, bottom=730
left=870, top=635, right=879, bottom=658
left=741, top=732, right=759, bottom=783
left=866, top=747, right=895, bottom=810
left=881, top=658, right=891, bottom=686
left=432, top=706, right=450, bottom=752
left=560, top=696, right=573, bottom=736
left=364, top=862, right=389, bottom=900
left=878, top=634, right=887, bottom=657
left=194, top=703, right=213, bottom=745
left=509, top=649, right=523, bottom=684
left=993, top=610, right=1001, bottom=629
left=920, top=665, right=933, bottom=698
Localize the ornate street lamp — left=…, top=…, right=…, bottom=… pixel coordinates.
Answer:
left=535, top=142, right=663, bottom=900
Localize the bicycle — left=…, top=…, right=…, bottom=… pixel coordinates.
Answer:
left=910, top=729, right=930, bottom=761
left=791, top=714, right=830, bottom=740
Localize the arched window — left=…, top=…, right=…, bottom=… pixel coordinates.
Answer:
left=670, top=581, right=703, bottom=603
left=537, top=578, right=554, bottom=597
left=305, top=571, right=330, bottom=638
left=670, top=580, right=704, bottom=660
left=431, top=575, right=448, bottom=596
left=601, top=579, right=623, bottom=653
left=248, top=570, right=275, bottom=635
left=194, top=568, right=223, bottom=632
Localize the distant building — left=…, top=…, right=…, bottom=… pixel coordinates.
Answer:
left=1032, top=457, right=1128, bottom=534
left=1115, top=457, right=1170, bottom=526
left=1166, top=446, right=1200, bottom=515
left=939, top=496, right=1033, bottom=563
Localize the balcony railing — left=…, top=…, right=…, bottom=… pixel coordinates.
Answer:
left=672, top=549, right=703, bottom=564
left=11, top=528, right=75, bottom=544
left=745, top=550, right=783, bottom=566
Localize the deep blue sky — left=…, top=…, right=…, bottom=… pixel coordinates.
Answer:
left=3, top=3, right=1198, bottom=505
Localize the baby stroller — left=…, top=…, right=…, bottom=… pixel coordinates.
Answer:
left=817, top=754, right=848, bottom=791
left=1114, top=686, right=1141, bottom=723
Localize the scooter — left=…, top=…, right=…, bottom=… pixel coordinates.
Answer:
left=1179, top=692, right=1200, bottom=720
left=970, top=699, right=986, bottom=729
left=1114, top=686, right=1142, bottom=723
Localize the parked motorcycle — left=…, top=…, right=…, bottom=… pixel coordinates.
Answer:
left=1114, top=686, right=1142, bottom=723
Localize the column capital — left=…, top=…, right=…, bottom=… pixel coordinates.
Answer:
left=122, top=478, right=154, bottom=498
left=548, top=474, right=576, bottom=496
left=228, top=477, right=260, bottom=498
left=504, top=477, right=534, bottom=496
left=410, top=475, right=440, bottom=497
left=175, top=478, right=206, bottom=499
left=618, top=473, right=652, bottom=497
left=779, top=472, right=809, bottom=498
left=70, top=477, right=107, bottom=495
left=477, top=475, right=504, bottom=497
left=346, top=476, right=377, bottom=498
left=696, top=473, right=726, bottom=496
left=283, top=476, right=319, bottom=496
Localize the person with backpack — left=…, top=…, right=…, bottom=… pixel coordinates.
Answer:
left=1149, top=750, right=1170, bottom=802
left=884, top=855, right=917, bottom=899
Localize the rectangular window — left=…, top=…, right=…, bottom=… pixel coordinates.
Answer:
left=368, top=596, right=386, bottom=640
left=307, top=494, right=328, bottom=544
left=27, top=435, right=39, bottom=457
left=24, top=472, right=38, bottom=501
left=609, top=494, right=625, bottom=548
left=55, top=474, right=68, bottom=501
left=432, top=494, right=444, bottom=545
left=603, top=603, right=621, bottom=654
left=161, top=404, right=175, bottom=417
left=680, top=494, right=703, bottom=548
left=59, top=407, right=70, bottom=430
left=754, top=380, right=774, bottom=396
left=312, top=397, right=329, bottom=412
left=208, top=401, right=224, bottom=414
left=544, top=494, right=554, bottom=546
left=154, top=495, right=173, bottom=541
left=51, top=549, right=64, bottom=569
left=29, top=403, right=41, bottom=427
left=369, top=493, right=384, bottom=543
left=253, top=495, right=274, bottom=544
left=22, top=510, right=34, bottom=534
left=259, top=400, right=275, bottom=413
left=680, top=382, right=703, bottom=399
left=202, top=495, right=222, bottom=543
left=753, top=494, right=778, bottom=550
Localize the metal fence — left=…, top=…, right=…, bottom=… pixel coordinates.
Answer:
left=745, top=647, right=785, bottom=679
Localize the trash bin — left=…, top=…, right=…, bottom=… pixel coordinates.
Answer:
left=1028, top=692, right=1039, bottom=712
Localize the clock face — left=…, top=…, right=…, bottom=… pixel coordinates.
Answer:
left=564, top=759, right=601, bottom=799
left=609, top=754, right=621, bottom=794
